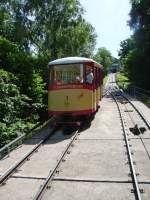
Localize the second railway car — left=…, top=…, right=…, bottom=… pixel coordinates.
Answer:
left=48, top=57, right=103, bottom=119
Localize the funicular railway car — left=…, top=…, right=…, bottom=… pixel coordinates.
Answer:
left=48, top=57, right=103, bottom=126
left=110, top=64, right=119, bottom=73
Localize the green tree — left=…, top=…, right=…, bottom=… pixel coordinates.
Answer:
left=0, top=0, right=96, bottom=58
left=0, top=0, right=98, bottom=145
left=118, top=37, right=136, bottom=76
left=93, top=47, right=113, bottom=74
left=119, top=0, right=150, bottom=89
left=0, top=0, right=31, bottom=51
left=0, top=37, right=47, bottom=120
left=0, top=69, right=32, bottom=146
left=119, top=37, right=135, bottom=60
left=0, top=36, right=20, bottom=71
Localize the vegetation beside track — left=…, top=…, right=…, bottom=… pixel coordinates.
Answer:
left=116, top=72, right=150, bottom=107
left=103, top=75, right=108, bottom=86
left=118, top=0, right=150, bottom=91
left=116, top=72, right=131, bottom=90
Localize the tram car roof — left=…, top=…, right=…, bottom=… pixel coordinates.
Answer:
left=48, top=57, right=102, bottom=68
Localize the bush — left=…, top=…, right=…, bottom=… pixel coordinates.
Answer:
left=0, top=69, right=36, bottom=146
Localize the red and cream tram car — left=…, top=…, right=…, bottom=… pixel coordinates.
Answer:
left=48, top=57, right=103, bottom=118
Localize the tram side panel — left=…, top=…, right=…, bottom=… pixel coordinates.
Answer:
left=48, top=80, right=103, bottom=116
left=48, top=87, right=96, bottom=116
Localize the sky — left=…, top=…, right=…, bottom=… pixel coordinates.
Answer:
left=80, top=0, right=133, bottom=58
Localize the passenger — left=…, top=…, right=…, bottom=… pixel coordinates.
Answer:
left=86, top=69, right=94, bottom=84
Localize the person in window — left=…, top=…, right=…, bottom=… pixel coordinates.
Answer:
left=86, top=69, right=94, bottom=84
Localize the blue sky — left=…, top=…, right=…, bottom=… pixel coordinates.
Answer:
left=80, top=0, right=133, bottom=58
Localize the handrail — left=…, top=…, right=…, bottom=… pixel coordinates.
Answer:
left=0, top=121, right=45, bottom=159
left=0, top=134, right=25, bottom=154
left=118, top=82, right=150, bottom=94
left=0, top=117, right=57, bottom=159
left=134, top=86, right=150, bottom=94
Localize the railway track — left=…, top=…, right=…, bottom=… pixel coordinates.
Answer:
left=118, top=93, right=150, bottom=162
left=0, top=73, right=150, bottom=200
left=0, top=118, right=82, bottom=200
left=33, top=129, right=80, bottom=200
left=35, top=93, right=149, bottom=200
left=107, top=75, right=150, bottom=199
left=110, top=92, right=143, bottom=200
left=0, top=126, right=57, bottom=185
left=120, top=93, right=150, bottom=130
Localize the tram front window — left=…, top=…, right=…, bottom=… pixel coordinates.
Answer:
left=50, top=64, right=83, bottom=85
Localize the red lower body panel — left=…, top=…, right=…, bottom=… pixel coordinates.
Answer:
left=48, top=109, right=94, bottom=116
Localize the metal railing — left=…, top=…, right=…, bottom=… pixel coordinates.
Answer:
left=119, top=84, right=150, bottom=103
left=0, top=121, right=45, bottom=159
left=127, top=86, right=150, bottom=99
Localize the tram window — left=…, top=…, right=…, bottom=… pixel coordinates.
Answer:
left=51, top=64, right=83, bottom=85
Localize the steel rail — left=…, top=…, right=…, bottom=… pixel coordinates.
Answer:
left=108, top=74, right=150, bottom=130
left=109, top=77, right=150, bottom=161
left=120, top=93, right=150, bottom=130
left=110, top=91, right=142, bottom=200
left=0, top=126, right=57, bottom=185
left=118, top=93, right=150, bottom=161
left=33, top=129, right=80, bottom=200
left=102, top=89, right=109, bottom=97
